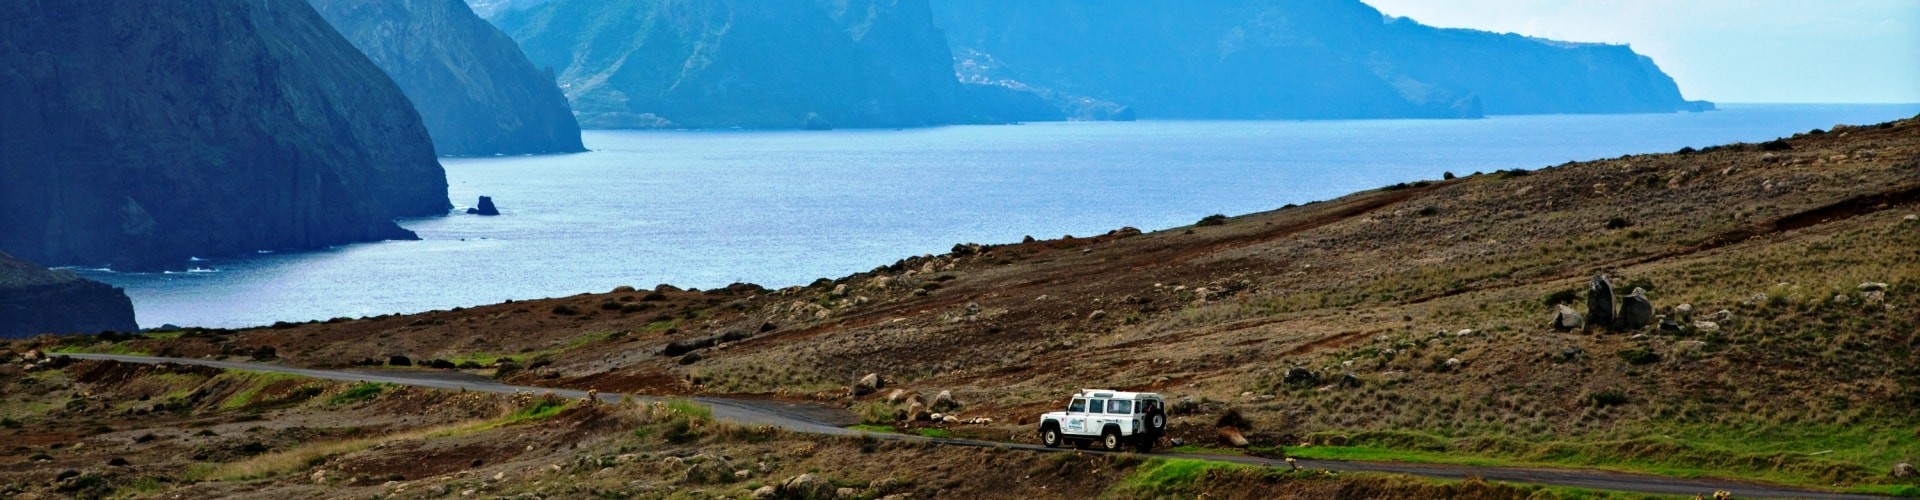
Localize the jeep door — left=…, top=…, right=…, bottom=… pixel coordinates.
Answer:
left=1064, top=398, right=1089, bottom=436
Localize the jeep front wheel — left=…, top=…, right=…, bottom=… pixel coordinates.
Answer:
left=1041, top=426, right=1063, bottom=448
left=1101, top=429, right=1123, bottom=451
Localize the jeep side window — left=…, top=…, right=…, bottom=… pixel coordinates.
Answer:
left=1109, top=400, right=1131, bottom=414
left=1068, top=398, right=1086, bottom=413
left=1089, top=399, right=1105, bottom=414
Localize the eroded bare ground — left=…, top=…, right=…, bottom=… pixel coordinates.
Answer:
left=7, top=116, right=1920, bottom=497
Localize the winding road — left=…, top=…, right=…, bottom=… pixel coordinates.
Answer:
left=62, top=353, right=1887, bottom=499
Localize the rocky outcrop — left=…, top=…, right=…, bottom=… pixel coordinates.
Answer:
left=1551, top=305, right=1584, bottom=331
left=1619, top=288, right=1654, bottom=330
left=468, top=196, right=501, bottom=216
left=1587, top=275, right=1616, bottom=329
left=0, top=252, right=137, bottom=338
left=307, top=0, right=586, bottom=156
left=495, top=0, right=981, bottom=129
left=929, top=0, right=1711, bottom=120
left=0, top=0, right=450, bottom=271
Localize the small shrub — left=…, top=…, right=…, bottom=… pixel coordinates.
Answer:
left=1542, top=289, right=1581, bottom=307
left=1616, top=348, right=1661, bottom=366
left=1587, top=390, right=1630, bottom=408
left=1759, top=139, right=1792, bottom=151
left=1195, top=214, right=1229, bottom=227
left=550, top=304, right=580, bottom=316
left=1605, top=217, right=1632, bottom=230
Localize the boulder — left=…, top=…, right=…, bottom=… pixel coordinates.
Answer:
left=1218, top=427, right=1250, bottom=448
left=1552, top=304, right=1584, bottom=331
left=387, top=355, right=413, bottom=367
left=1692, top=321, right=1721, bottom=332
left=1283, top=367, right=1319, bottom=386
left=1673, top=303, right=1694, bottom=321
left=1587, top=274, right=1616, bottom=329
left=884, top=389, right=910, bottom=404
left=467, top=196, right=500, bottom=216
left=1894, top=463, right=1916, bottom=479
left=682, top=455, right=735, bottom=484
left=931, top=390, right=960, bottom=412
left=1658, top=318, right=1683, bottom=333
left=1618, top=288, right=1654, bottom=330
left=853, top=373, right=881, bottom=396
left=753, top=485, right=779, bottom=499
left=780, top=473, right=837, bottom=499
left=1859, top=282, right=1890, bottom=292
left=906, top=402, right=930, bottom=422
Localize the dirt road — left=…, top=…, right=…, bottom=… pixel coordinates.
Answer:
left=62, top=353, right=1887, bottom=499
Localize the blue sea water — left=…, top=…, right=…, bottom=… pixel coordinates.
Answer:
left=82, top=104, right=1920, bottom=328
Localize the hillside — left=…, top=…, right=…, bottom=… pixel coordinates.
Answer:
left=307, top=0, right=586, bottom=156
left=14, top=116, right=1920, bottom=497
left=0, top=0, right=449, bottom=271
left=494, top=0, right=975, bottom=129
left=931, top=0, right=1713, bottom=119
left=0, top=253, right=136, bottom=339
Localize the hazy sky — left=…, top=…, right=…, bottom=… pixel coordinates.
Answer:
left=1364, top=0, right=1920, bottom=104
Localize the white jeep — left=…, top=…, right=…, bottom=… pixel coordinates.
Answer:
left=1036, top=389, right=1168, bottom=452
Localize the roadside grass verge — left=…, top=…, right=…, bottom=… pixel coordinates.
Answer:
left=1285, top=425, right=1919, bottom=494
left=325, top=382, right=386, bottom=406
left=1107, top=459, right=1684, bottom=499
left=189, top=393, right=580, bottom=482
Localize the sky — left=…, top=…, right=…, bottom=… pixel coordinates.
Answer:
left=1363, top=0, right=1920, bottom=104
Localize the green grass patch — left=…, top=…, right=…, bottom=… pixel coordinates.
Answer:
left=1107, top=458, right=1255, bottom=497
left=848, top=424, right=899, bottom=434
left=215, top=372, right=304, bottom=411
left=499, top=398, right=570, bottom=426
left=915, top=428, right=954, bottom=439
left=45, top=343, right=151, bottom=356
left=326, top=383, right=385, bottom=406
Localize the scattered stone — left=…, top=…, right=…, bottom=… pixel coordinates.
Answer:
left=753, top=485, right=779, bottom=500
left=1673, top=303, right=1694, bottom=321
left=1692, top=321, right=1720, bottom=332
left=1658, top=318, right=1683, bottom=332
left=1859, top=282, right=1890, bottom=292
left=1865, top=291, right=1886, bottom=305
left=1444, top=358, right=1462, bottom=368
left=1587, top=274, right=1616, bottom=329
left=884, top=389, right=910, bottom=404
left=1894, top=463, right=1916, bottom=479
left=107, top=457, right=129, bottom=466
left=853, top=373, right=881, bottom=396
left=943, top=414, right=960, bottom=424
left=1088, top=310, right=1108, bottom=321
left=780, top=473, right=836, bottom=499
left=930, top=412, right=944, bottom=422
left=312, top=469, right=329, bottom=484
left=1618, top=288, right=1654, bottom=330
left=906, top=402, right=929, bottom=422
left=1454, top=329, right=1474, bottom=337
left=931, top=390, right=960, bottom=412
left=837, top=488, right=859, bottom=498
left=1552, top=304, right=1584, bottom=331
left=1713, top=309, right=1733, bottom=322
left=1672, top=340, right=1708, bottom=358
left=466, top=196, right=500, bottom=216
left=1906, top=214, right=1918, bottom=223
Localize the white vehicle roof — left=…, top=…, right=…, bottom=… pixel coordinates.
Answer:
left=1073, top=389, right=1162, bottom=400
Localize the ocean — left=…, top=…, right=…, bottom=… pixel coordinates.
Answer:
left=82, top=104, right=1920, bottom=328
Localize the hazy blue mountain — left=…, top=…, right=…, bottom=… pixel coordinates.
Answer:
left=309, top=0, right=586, bottom=156
left=931, top=0, right=1712, bottom=120
left=0, top=0, right=449, bottom=272
left=495, top=0, right=987, bottom=129
left=0, top=252, right=136, bottom=338
left=465, top=0, right=549, bottom=19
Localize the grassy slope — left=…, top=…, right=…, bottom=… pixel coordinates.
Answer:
left=19, top=116, right=1920, bottom=494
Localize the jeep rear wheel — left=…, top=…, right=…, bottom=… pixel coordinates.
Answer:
left=1041, top=427, right=1063, bottom=448
left=1101, top=429, right=1123, bottom=451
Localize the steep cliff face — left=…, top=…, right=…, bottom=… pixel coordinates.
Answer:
left=496, top=0, right=974, bottom=129
left=0, top=253, right=137, bottom=338
left=930, top=0, right=1710, bottom=120
left=0, top=0, right=450, bottom=271
left=308, top=0, right=586, bottom=156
